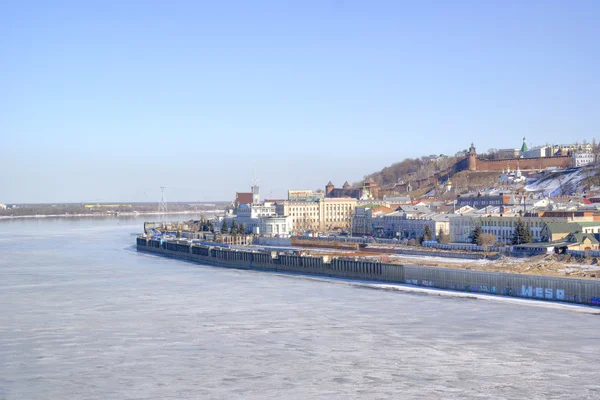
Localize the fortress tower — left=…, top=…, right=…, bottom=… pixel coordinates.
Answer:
left=468, top=143, right=477, bottom=171
left=325, top=181, right=335, bottom=196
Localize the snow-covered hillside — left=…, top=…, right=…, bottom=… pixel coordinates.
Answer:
left=524, top=167, right=594, bottom=196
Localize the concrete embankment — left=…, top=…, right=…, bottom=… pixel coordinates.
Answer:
left=136, top=237, right=600, bottom=308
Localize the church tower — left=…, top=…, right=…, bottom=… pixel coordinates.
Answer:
left=520, top=137, right=528, bottom=155
left=251, top=179, right=260, bottom=204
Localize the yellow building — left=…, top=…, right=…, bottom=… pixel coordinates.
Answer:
left=321, top=198, right=357, bottom=231
left=278, top=198, right=357, bottom=232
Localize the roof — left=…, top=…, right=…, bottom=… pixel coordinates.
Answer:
left=372, top=206, right=393, bottom=214
left=235, top=192, right=253, bottom=205
left=567, top=232, right=599, bottom=244
left=574, top=221, right=600, bottom=227
left=383, top=196, right=411, bottom=203
left=385, top=211, right=404, bottom=217
left=544, top=222, right=582, bottom=235
left=327, top=188, right=361, bottom=199
left=520, top=137, right=528, bottom=153
left=326, top=181, right=334, bottom=186
left=513, top=242, right=562, bottom=248
left=396, top=205, right=431, bottom=214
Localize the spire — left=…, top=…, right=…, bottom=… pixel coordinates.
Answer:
left=520, top=137, right=528, bottom=153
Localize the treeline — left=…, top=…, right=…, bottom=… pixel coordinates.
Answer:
left=361, top=155, right=460, bottom=188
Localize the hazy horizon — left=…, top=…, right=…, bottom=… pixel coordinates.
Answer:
left=2, top=1, right=599, bottom=203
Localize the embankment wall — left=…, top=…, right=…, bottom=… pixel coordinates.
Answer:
left=136, top=237, right=600, bottom=307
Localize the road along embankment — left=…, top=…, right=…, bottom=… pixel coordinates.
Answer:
left=137, top=237, right=600, bottom=308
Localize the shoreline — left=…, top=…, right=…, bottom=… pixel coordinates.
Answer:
left=136, top=239, right=600, bottom=308
left=133, top=248, right=600, bottom=314
left=266, top=271, right=600, bottom=315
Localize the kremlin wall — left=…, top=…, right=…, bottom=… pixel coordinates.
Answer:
left=463, top=142, right=573, bottom=172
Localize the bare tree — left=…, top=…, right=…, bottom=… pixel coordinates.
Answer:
left=477, top=233, right=497, bottom=257
left=592, top=138, right=600, bottom=162
left=487, top=148, right=499, bottom=160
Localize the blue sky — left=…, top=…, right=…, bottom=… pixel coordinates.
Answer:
left=1, top=0, right=599, bottom=203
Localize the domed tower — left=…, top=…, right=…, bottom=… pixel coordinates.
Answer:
left=468, top=143, right=477, bottom=171
left=325, top=181, right=335, bottom=196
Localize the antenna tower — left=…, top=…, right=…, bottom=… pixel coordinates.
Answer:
left=158, top=187, right=168, bottom=226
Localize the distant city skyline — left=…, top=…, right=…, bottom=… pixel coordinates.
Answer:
left=1, top=1, right=599, bottom=203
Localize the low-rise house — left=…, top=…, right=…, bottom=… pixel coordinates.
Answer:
left=541, top=222, right=582, bottom=242
left=564, top=233, right=600, bottom=251
left=541, top=222, right=600, bottom=242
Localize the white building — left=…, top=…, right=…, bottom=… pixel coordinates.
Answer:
left=498, top=166, right=526, bottom=184
left=383, top=208, right=449, bottom=240
left=449, top=213, right=565, bottom=244
left=259, top=215, right=292, bottom=236
left=573, top=152, right=595, bottom=167
left=448, top=214, right=478, bottom=243
left=522, top=146, right=548, bottom=158
left=0, top=204, right=6, bottom=210
left=222, top=201, right=287, bottom=234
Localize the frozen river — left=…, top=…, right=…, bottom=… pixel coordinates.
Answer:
left=1, top=217, right=599, bottom=399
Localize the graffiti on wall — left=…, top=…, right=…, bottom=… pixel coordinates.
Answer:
left=405, top=279, right=434, bottom=287
left=521, top=285, right=565, bottom=300
left=463, top=285, right=497, bottom=293
left=404, top=280, right=573, bottom=303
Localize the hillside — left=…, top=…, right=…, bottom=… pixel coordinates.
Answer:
left=359, top=149, right=600, bottom=200
left=360, top=155, right=462, bottom=188
left=525, top=164, right=600, bottom=196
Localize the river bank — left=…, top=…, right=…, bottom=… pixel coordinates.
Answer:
left=137, top=236, right=600, bottom=308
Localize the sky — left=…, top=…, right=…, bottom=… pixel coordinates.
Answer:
left=1, top=0, right=599, bottom=203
